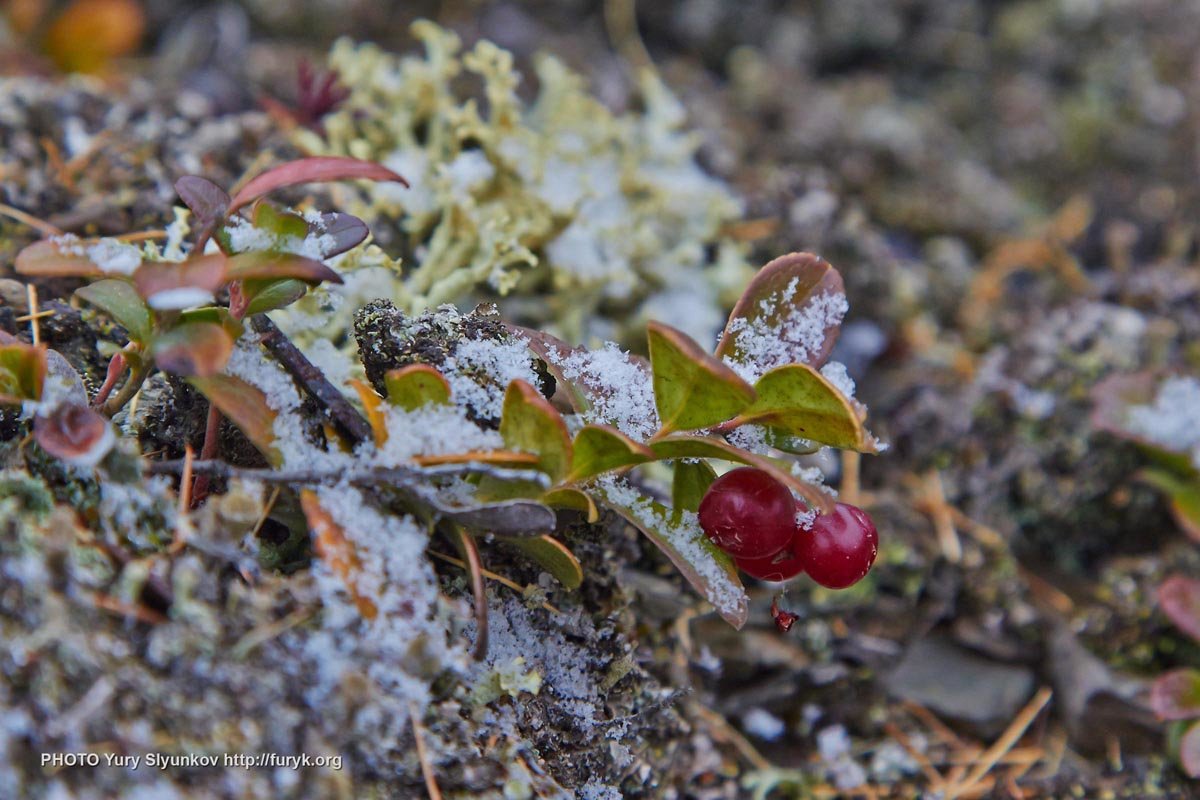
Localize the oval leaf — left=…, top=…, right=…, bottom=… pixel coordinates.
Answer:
left=133, top=254, right=227, bottom=310
left=228, top=157, right=409, bottom=213
left=152, top=323, right=234, bottom=378
left=673, top=459, right=717, bottom=516
left=716, top=252, right=846, bottom=377
left=568, top=424, right=654, bottom=483
left=188, top=375, right=281, bottom=466
left=1160, top=575, right=1200, bottom=643
left=385, top=365, right=452, bottom=411
left=15, top=239, right=106, bottom=278
left=0, top=342, right=47, bottom=404
left=75, top=279, right=153, bottom=344
left=649, top=434, right=834, bottom=514
left=735, top=364, right=877, bottom=452
left=237, top=278, right=309, bottom=317
left=499, top=379, right=573, bottom=482
left=226, top=252, right=343, bottom=285
left=542, top=486, right=599, bottom=523
left=311, top=212, right=369, bottom=257
left=508, top=535, right=584, bottom=590
left=175, top=176, right=230, bottom=235
left=647, top=321, right=755, bottom=435
left=1151, top=669, right=1200, bottom=721
left=596, top=481, right=748, bottom=629
left=1181, top=720, right=1200, bottom=778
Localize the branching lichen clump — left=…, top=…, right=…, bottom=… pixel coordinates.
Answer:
left=302, top=22, right=752, bottom=344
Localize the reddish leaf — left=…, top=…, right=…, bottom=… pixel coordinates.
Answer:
left=225, top=252, right=343, bottom=284
left=310, top=212, right=369, bottom=257
left=300, top=490, right=377, bottom=620
left=15, top=239, right=106, bottom=278
left=716, top=252, right=846, bottom=373
left=174, top=176, right=231, bottom=237
left=1151, top=669, right=1200, bottom=721
left=152, top=323, right=234, bottom=378
left=1160, top=575, right=1200, bottom=643
left=133, top=254, right=227, bottom=310
left=228, top=157, right=408, bottom=213
left=1181, top=721, right=1200, bottom=778
left=188, top=375, right=281, bottom=466
left=33, top=402, right=114, bottom=468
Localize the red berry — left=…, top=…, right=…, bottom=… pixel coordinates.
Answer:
left=795, top=502, right=878, bottom=589
left=735, top=546, right=806, bottom=582
left=698, top=468, right=796, bottom=559
left=770, top=596, right=799, bottom=633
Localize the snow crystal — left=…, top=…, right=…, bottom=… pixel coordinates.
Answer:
left=577, top=781, right=622, bottom=800
left=440, top=335, right=543, bottom=421
left=1125, top=376, right=1200, bottom=467
left=725, top=423, right=772, bottom=455
left=819, top=361, right=856, bottom=399
left=442, top=150, right=495, bottom=198
left=546, top=342, right=660, bottom=441
left=742, top=708, right=785, bottom=741
left=795, top=506, right=818, bottom=530
left=722, top=279, right=849, bottom=383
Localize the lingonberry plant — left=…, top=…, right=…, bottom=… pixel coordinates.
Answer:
left=4, top=150, right=881, bottom=648
left=1152, top=576, right=1200, bottom=778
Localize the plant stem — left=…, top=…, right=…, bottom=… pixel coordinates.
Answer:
left=100, top=361, right=151, bottom=416
left=190, top=403, right=222, bottom=506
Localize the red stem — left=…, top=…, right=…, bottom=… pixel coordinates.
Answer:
left=92, top=352, right=127, bottom=408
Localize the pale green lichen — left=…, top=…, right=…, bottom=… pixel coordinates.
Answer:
left=296, top=21, right=752, bottom=345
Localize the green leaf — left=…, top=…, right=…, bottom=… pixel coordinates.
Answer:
left=1160, top=575, right=1200, bottom=643
left=0, top=342, right=46, bottom=405
left=238, top=279, right=308, bottom=317
left=152, top=323, right=234, bottom=378
left=567, top=424, right=654, bottom=483
left=1151, top=669, right=1200, bottom=721
left=75, top=279, right=153, bottom=343
left=649, top=434, right=833, bottom=514
left=499, top=379, right=573, bottom=482
left=672, top=459, right=717, bottom=517
left=596, top=481, right=748, bottom=629
left=188, top=375, right=281, bottom=466
left=542, top=486, right=599, bottom=522
left=507, top=535, right=584, bottom=590
left=647, top=321, right=755, bottom=435
left=177, top=306, right=245, bottom=340
left=735, top=364, right=877, bottom=452
left=716, top=252, right=845, bottom=372
left=1140, top=469, right=1200, bottom=544
left=385, top=365, right=452, bottom=410
left=251, top=203, right=309, bottom=241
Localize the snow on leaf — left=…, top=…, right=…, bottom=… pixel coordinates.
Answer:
left=132, top=254, right=227, bottom=308
left=717, top=252, right=846, bottom=382
left=735, top=364, right=877, bottom=453
left=596, top=477, right=748, bottom=629
left=228, top=156, right=409, bottom=213
left=647, top=321, right=756, bottom=435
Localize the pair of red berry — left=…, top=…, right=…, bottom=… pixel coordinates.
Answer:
left=698, top=468, right=878, bottom=589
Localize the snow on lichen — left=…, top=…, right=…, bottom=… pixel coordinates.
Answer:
left=545, top=342, right=659, bottom=441
left=441, top=335, right=542, bottom=422
left=722, top=278, right=848, bottom=383
left=1124, top=375, right=1200, bottom=467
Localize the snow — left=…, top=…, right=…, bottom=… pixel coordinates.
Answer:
left=369, top=404, right=504, bottom=464
left=545, top=342, right=660, bottom=441
left=742, top=708, right=785, bottom=741
left=145, top=287, right=214, bottom=311
left=224, top=214, right=339, bottom=261
left=443, top=150, right=495, bottom=198
left=722, top=278, right=849, bottom=383
left=1125, top=375, right=1200, bottom=466
left=820, top=361, right=856, bottom=399
left=52, top=235, right=141, bottom=275
left=442, top=335, right=543, bottom=421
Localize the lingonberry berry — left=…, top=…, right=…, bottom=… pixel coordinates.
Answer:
left=735, top=546, right=806, bottom=582
left=794, top=502, right=878, bottom=589
left=698, top=468, right=795, bottom=559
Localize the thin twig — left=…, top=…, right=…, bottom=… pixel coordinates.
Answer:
left=409, top=701, right=443, bottom=800
left=171, top=446, right=195, bottom=554
left=101, top=361, right=151, bottom=416
left=946, top=688, right=1052, bottom=799
left=0, top=202, right=63, bottom=236
left=427, top=550, right=563, bottom=615
left=249, top=314, right=373, bottom=446
left=26, top=285, right=40, bottom=346
left=146, top=459, right=549, bottom=486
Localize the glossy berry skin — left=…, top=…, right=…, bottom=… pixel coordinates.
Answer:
left=698, top=468, right=795, bottom=559
left=795, top=502, right=878, bottom=589
left=735, top=547, right=806, bottom=582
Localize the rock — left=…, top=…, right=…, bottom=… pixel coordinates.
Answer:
left=884, top=634, right=1035, bottom=737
